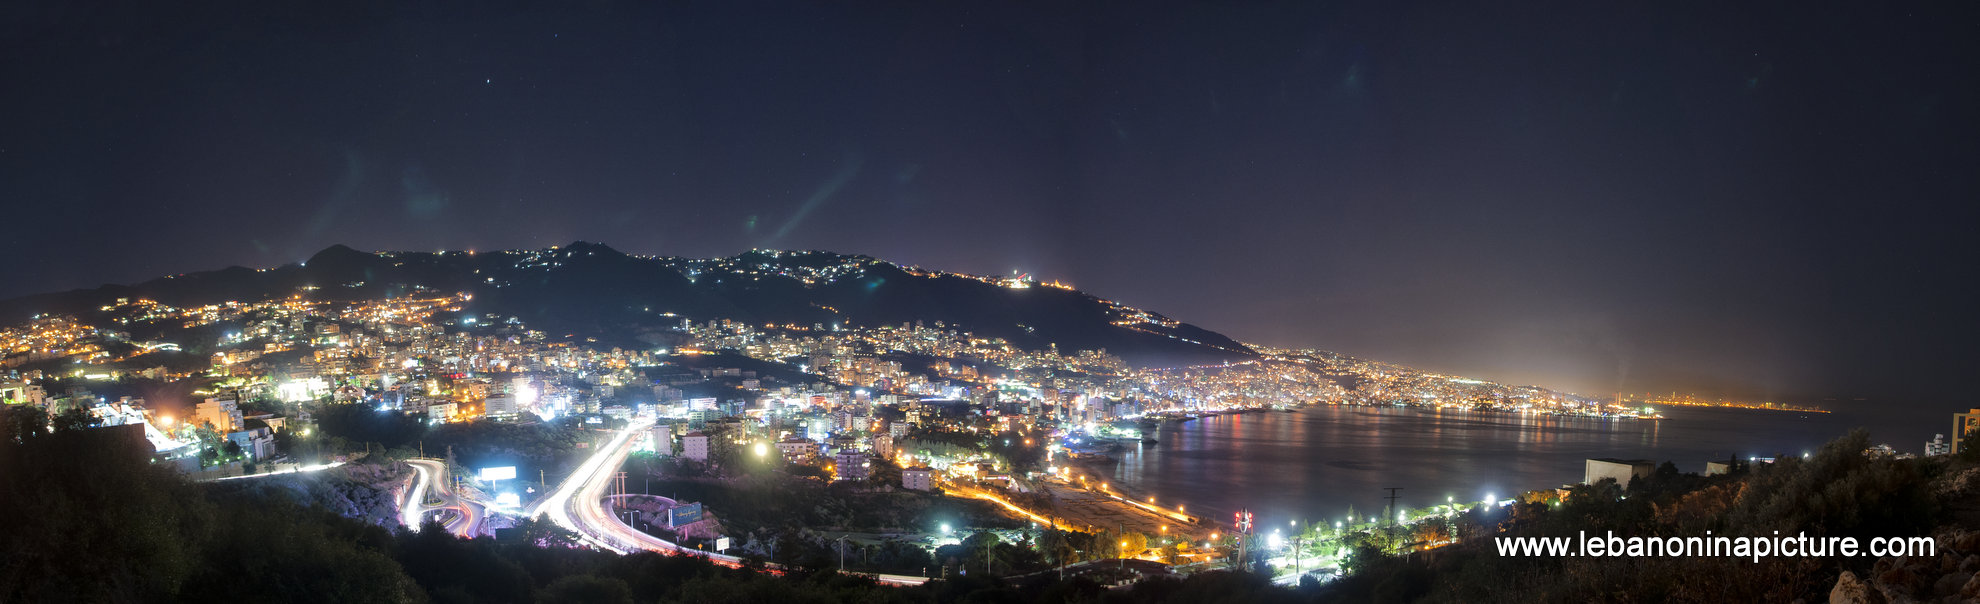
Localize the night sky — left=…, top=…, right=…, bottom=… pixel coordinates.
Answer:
left=4, top=2, right=1977, bottom=408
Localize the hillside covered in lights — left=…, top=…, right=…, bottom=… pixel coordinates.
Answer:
left=0, top=243, right=1252, bottom=369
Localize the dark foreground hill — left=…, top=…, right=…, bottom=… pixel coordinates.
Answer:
left=0, top=243, right=1252, bottom=367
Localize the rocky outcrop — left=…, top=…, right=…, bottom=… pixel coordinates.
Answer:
left=1935, top=468, right=1980, bottom=500
left=1832, top=528, right=1980, bottom=604
left=1830, top=570, right=1879, bottom=604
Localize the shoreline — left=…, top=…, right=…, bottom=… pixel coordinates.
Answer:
left=1076, top=403, right=1868, bottom=531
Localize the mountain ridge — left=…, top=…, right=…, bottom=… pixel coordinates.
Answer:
left=0, top=243, right=1254, bottom=367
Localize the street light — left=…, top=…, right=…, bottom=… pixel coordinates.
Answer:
left=1290, top=534, right=1306, bottom=574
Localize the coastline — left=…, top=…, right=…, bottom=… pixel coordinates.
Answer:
left=1075, top=404, right=1871, bottom=529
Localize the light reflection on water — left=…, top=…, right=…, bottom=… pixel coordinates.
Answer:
left=1094, top=405, right=1882, bottom=528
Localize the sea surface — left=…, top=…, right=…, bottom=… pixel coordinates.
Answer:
left=1090, top=405, right=1934, bottom=530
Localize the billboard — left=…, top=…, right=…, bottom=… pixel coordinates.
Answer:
left=478, top=466, right=517, bottom=481
left=668, top=502, right=703, bottom=528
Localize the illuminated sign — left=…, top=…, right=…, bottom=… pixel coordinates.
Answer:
left=668, top=502, right=703, bottom=527
left=478, top=466, right=517, bottom=481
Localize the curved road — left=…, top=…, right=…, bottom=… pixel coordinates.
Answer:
left=531, top=417, right=929, bottom=586
left=403, top=458, right=483, bottom=538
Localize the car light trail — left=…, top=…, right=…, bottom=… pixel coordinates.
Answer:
left=528, top=416, right=930, bottom=585
left=403, top=461, right=432, bottom=529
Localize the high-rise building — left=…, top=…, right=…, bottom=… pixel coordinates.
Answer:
left=682, top=432, right=709, bottom=461
left=485, top=395, right=517, bottom=417
left=776, top=437, right=814, bottom=460
left=834, top=450, right=870, bottom=481
left=651, top=424, right=673, bottom=455
left=1955, top=409, right=1980, bottom=454
left=902, top=466, right=934, bottom=491
left=194, top=398, right=242, bottom=433
left=1926, top=434, right=1952, bottom=457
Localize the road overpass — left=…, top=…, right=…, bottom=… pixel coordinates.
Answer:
left=530, top=417, right=929, bottom=586
left=402, top=458, right=483, bottom=538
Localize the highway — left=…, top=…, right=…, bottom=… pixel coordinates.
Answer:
left=403, top=458, right=483, bottom=538
left=941, top=479, right=1075, bottom=530
left=531, top=417, right=930, bottom=586
left=528, top=416, right=651, bottom=554
left=402, top=460, right=433, bottom=529
left=200, top=460, right=344, bottom=482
